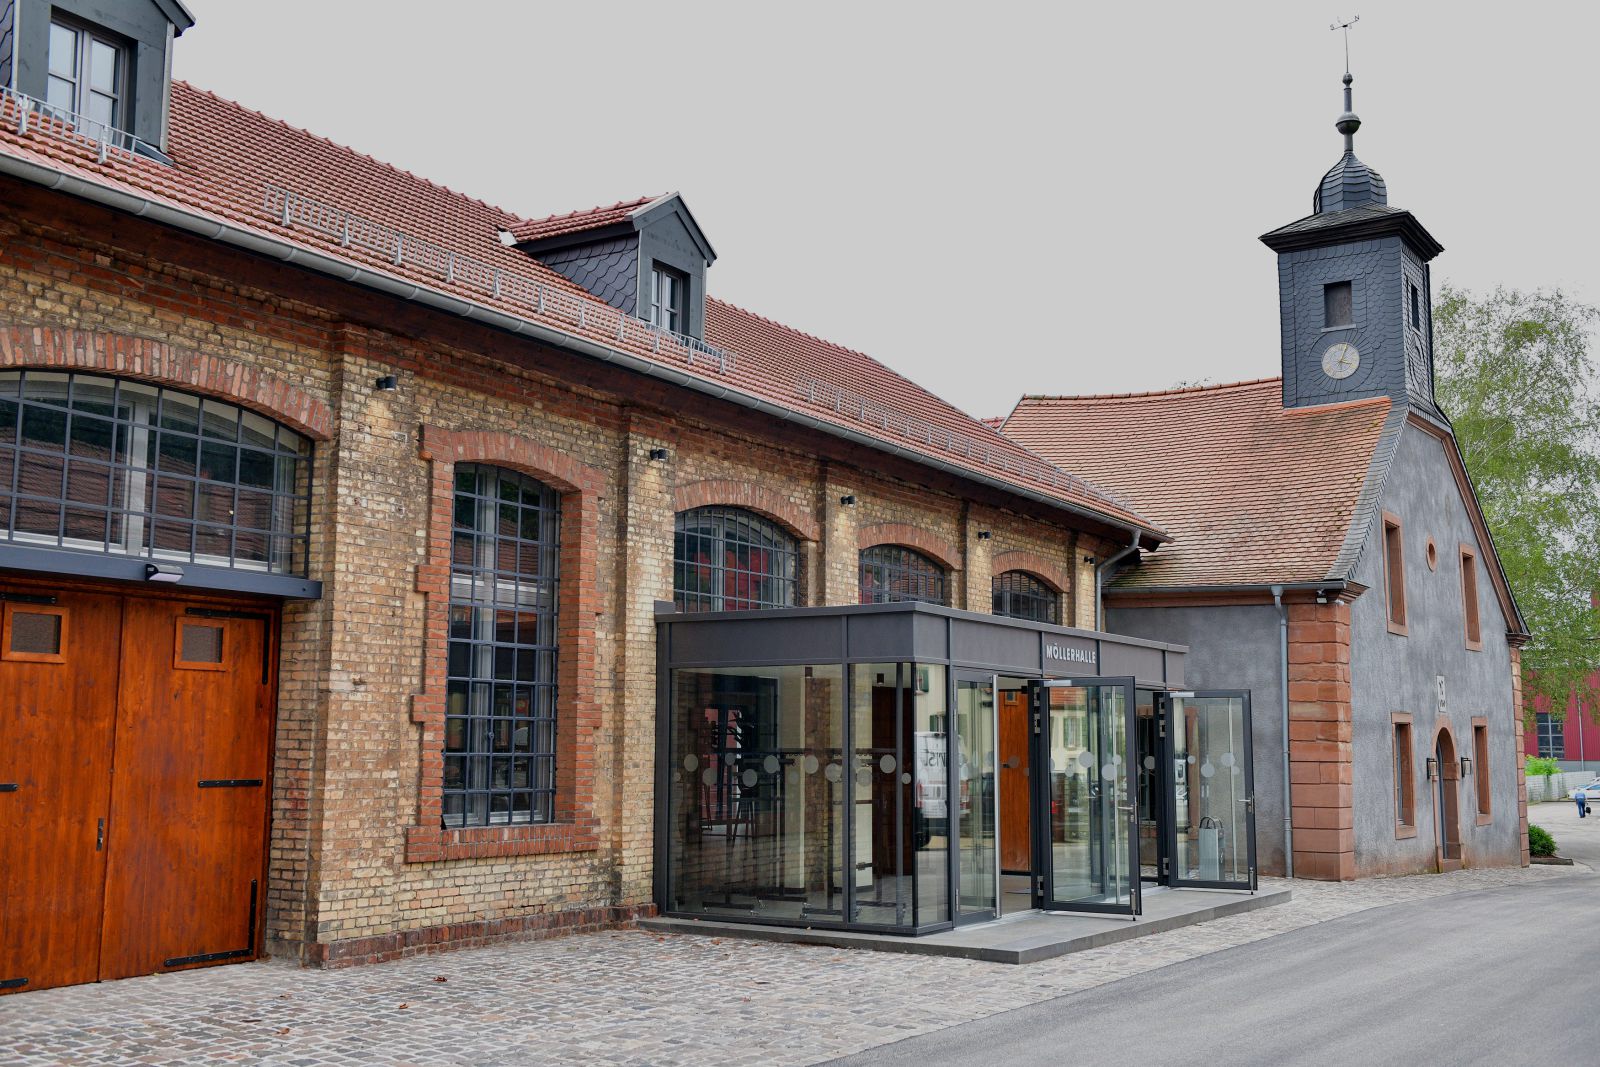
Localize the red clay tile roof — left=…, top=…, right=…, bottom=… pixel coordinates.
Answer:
left=507, top=195, right=662, bottom=244
left=1002, top=380, right=1398, bottom=588
left=0, top=84, right=1161, bottom=539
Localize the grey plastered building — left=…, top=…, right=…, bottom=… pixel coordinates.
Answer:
left=1002, top=74, right=1530, bottom=879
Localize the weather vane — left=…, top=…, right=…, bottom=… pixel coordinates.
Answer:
left=1331, top=15, right=1359, bottom=73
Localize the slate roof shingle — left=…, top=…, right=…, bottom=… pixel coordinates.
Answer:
left=0, top=84, right=1161, bottom=538
left=1002, top=379, right=1396, bottom=589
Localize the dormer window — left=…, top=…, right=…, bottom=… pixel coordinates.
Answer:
left=47, top=19, right=127, bottom=134
left=1323, top=281, right=1353, bottom=329
left=649, top=264, right=686, bottom=333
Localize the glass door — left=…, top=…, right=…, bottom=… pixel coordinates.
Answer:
left=1031, top=678, right=1140, bottom=917
left=953, top=671, right=997, bottom=922
left=1164, top=691, right=1256, bottom=890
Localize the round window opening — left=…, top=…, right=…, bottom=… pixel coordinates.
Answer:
left=1426, top=538, right=1438, bottom=571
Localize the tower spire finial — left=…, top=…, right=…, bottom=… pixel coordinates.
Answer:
left=1330, top=15, right=1361, bottom=153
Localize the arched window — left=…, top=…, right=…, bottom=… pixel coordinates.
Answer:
left=674, top=506, right=799, bottom=612
left=445, top=464, right=561, bottom=827
left=992, top=570, right=1060, bottom=624
left=859, top=544, right=948, bottom=605
left=0, top=370, right=310, bottom=573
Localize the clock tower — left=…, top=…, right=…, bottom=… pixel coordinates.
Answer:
left=1260, top=72, right=1444, bottom=413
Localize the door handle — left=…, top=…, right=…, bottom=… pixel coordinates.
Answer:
left=0, top=783, right=17, bottom=792
left=96, top=818, right=105, bottom=851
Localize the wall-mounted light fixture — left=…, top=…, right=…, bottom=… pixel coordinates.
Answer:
left=1425, top=756, right=1439, bottom=782
left=647, top=447, right=669, bottom=462
left=1460, top=755, right=1472, bottom=779
left=839, top=495, right=857, bottom=507
left=374, top=374, right=398, bottom=391
left=1082, top=555, right=1095, bottom=565
left=976, top=530, right=992, bottom=540
left=145, top=563, right=184, bottom=583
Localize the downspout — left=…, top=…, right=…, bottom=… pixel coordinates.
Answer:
left=1272, top=584, right=1293, bottom=879
left=1094, top=529, right=1141, bottom=632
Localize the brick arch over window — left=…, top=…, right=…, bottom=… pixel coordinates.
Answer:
left=990, top=550, right=1069, bottom=594
left=855, top=522, right=961, bottom=572
left=673, top=479, right=819, bottom=542
left=0, top=324, right=334, bottom=440
left=407, top=424, right=605, bottom=862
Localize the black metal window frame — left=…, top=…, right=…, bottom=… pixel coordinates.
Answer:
left=674, top=506, right=799, bottom=613
left=445, top=463, right=561, bottom=828
left=1535, top=713, right=1564, bottom=760
left=992, top=569, right=1059, bottom=624
left=0, top=370, right=313, bottom=575
left=859, top=544, right=949, bottom=606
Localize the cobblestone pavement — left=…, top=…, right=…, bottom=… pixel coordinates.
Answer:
left=0, top=864, right=1583, bottom=1067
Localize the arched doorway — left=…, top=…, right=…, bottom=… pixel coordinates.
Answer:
left=1433, top=728, right=1463, bottom=872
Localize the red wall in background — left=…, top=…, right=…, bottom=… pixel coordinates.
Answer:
left=1524, top=673, right=1600, bottom=764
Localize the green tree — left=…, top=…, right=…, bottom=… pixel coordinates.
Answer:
left=1434, top=285, right=1600, bottom=719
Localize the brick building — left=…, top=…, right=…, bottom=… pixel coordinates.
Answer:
left=0, top=1, right=1187, bottom=992
left=0, top=3, right=1527, bottom=995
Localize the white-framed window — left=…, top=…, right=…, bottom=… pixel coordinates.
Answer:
left=47, top=18, right=127, bottom=134
left=1535, top=713, right=1564, bottom=760
left=649, top=264, right=686, bottom=333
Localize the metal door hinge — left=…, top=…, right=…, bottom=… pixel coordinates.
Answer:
left=1161, top=856, right=1170, bottom=877
left=96, top=818, right=105, bottom=851
left=1031, top=712, right=1041, bottom=735
left=1033, top=874, right=1045, bottom=897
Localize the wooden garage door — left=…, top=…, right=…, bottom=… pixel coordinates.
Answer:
left=0, top=586, right=275, bottom=994
left=0, top=591, right=121, bottom=993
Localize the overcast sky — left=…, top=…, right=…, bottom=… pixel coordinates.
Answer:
left=172, top=1, right=1599, bottom=419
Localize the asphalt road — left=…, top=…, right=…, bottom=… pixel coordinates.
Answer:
left=831, top=872, right=1600, bottom=1066
left=1531, top=796, right=1600, bottom=868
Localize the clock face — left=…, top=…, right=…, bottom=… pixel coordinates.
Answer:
left=1322, top=342, right=1360, bottom=381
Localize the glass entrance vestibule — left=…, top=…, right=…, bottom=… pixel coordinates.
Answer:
left=655, top=602, right=1258, bottom=935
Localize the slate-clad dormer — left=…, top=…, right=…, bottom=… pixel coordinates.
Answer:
left=2, top=0, right=194, bottom=156
left=1260, top=72, right=1442, bottom=414
left=509, top=192, right=716, bottom=342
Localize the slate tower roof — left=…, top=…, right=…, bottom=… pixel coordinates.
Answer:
left=1312, top=73, right=1387, bottom=214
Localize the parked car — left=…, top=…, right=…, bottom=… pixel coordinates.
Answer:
left=1572, top=777, right=1600, bottom=798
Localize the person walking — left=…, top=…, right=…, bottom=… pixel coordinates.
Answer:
left=1576, top=783, right=1590, bottom=818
